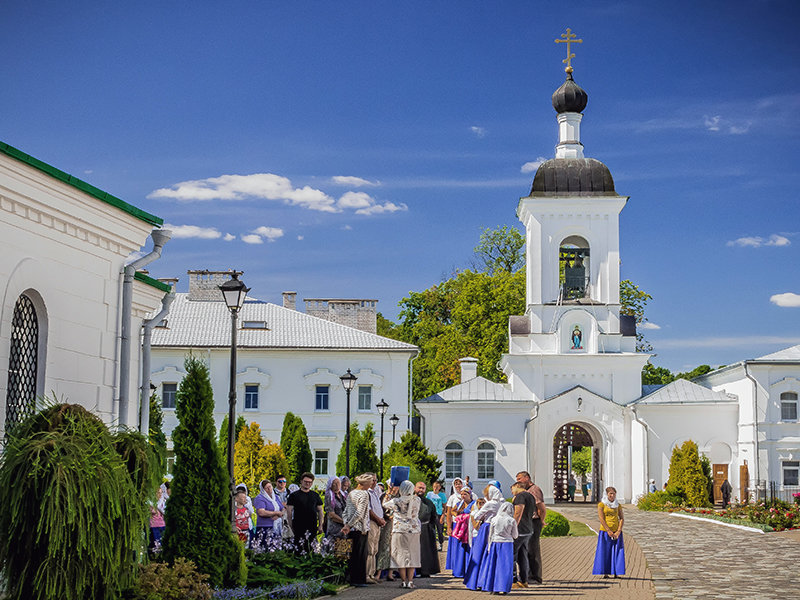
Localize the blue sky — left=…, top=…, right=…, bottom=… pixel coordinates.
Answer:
left=2, top=1, right=798, bottom=371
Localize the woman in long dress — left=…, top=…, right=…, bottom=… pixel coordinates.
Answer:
left=465, top=482, right=504, bottom=590
left=341, top=474, right=373, bottom=586
left=592, top=486, right=625, bottom=578
left=480, top=501, right=518, bottom=594
left=324, top=476, right=346, bottom=538
left=382, top=480, right=421, bottom=589
left=446, top=487, right=474, bottom=578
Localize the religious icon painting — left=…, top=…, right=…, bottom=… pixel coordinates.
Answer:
left=571, top=325, right=583, bottom=350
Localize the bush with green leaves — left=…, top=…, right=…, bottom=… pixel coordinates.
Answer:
left=636, top=490, right=685, bottom=511
left=161, top=356, right=246, bottom=588
left=667, top=440, right=710, bottom=507
left=541, top=510, right=570, bottom=537
left=379, top=431, right=442, bottom=485
left=0, top=403, right=152, bottom=600
left=125, top=558, right=212, bottom=600
left=335, top=421, right=379, bottom=478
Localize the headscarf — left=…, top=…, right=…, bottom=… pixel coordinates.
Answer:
left=156, top=483, right=168, bottom=514
left=390, top=480, right=418, bottom=514
left=487, top=501, right=517, bottom=550
left=259, top=479, right=281, bottom=511
left=601, top=491, right=619, bottom=509
left=340, top=476, right=351, bottom=496
left=325, top=476, right=345, bottom=510
left=236, top=482, right=255, bottom=513
left=487, top=480, right=503, bottom=495
left=472, top=485, right=505, bottom=523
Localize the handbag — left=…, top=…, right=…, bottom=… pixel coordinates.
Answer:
left=333, top=536, right=352, bottom=560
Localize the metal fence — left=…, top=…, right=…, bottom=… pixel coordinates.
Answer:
left=753, top=480, right=800, bottom=504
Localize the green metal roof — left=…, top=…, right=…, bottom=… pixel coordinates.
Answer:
left=134, top=271, right=172, bottom=293
left=0, top=141, right=163, bottom=227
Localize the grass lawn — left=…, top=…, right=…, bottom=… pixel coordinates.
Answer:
left=567, top=519, right=595, bottom=536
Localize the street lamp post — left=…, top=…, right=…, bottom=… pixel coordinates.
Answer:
left=339, top=369, right=358, bottom=478
left=219, top=272, right=249, bottom=531
left=376, top=399, right=389, bottom=478
left=390, top=413, right=400, bottom=443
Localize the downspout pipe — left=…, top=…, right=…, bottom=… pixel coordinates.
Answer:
left=118, top=229, right=171, bottom=428
left=743, top=363, right=761, bottom=491
left=408, top=351, right=418, bottom=431
left=138, top=290, right=175, bottom=436
left=631, top=405, right=650, bottom=495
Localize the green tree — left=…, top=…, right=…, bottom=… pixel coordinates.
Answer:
left=261, top=441, right=290, bottom=483
left=161, top=357, right=245, bottom=588
left=335, top=422, right=380, bottom=477
left=149, top=391, right=168, bottom=475
left=218, top=414, right=248, bottom=467
left=234, top=422, right=268, bottom=494
left=666, top=444, right=685, bottom=497
left=280, top=412, right=299, bottom=458
left=679, top=441, right=711, bottom=507
left=286, top=416, right=312, bottom=483
left=571, top=446, right=592, bottom=477
left=472, top=225, right=525, bottom=274
left=699, top=454, right=714, bottom=504
left=642, top=363, right=675, bottom=385
left=377, top=312, right=401, bottom=339
left=379, top=431, right=442, bottom=484
left=620, top=279, right=653, bottom=353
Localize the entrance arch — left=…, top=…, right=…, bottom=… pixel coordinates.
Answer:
left=553, top=422, right=601, bottom=503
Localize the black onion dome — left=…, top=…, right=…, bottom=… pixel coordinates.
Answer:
left=551, top=74, right=588, bottom=114
left=530, top=158, right=617, bottom=196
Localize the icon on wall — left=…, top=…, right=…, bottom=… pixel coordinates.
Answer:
left=571, top=325, right=583, bottom=350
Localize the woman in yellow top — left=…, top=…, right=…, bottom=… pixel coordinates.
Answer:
left=592, top=486, right=625, bottom=578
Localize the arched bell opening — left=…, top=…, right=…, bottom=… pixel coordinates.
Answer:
left=559, top=235, right=590, bottom=301
left=553, top=422, right=601, bottom=503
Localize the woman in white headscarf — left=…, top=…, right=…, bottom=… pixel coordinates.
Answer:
left=465, top=482, right=504, bottom=589
left=253, top=479, right=285, bottom=547
left=324, top=476, right=347, bottom=538
left=592, top=486, right=625, bottom=578
left=480, top=500, right=517, bottom=593
left=383, top=480, right=421, bottom=588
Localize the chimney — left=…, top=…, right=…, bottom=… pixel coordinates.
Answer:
left=459, top=357, right=478, bottom=383
left=282, top=291, right=297, bottom=310
left=187, top=269, right=239, bottom=301
left=158, top=277, right=179, bottom=290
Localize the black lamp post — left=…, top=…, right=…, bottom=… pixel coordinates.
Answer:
left=339, top=369, right=358, bottom=477
left=376, top=399, right=389, bottom=477
left=219, top=272, right=249, bottom=531
left=390, top=413, right=400, bottom=443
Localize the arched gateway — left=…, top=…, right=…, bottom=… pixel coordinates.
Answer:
left=553, top=422, right=601, bottom=503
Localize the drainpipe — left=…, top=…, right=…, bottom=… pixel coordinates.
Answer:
left=138, top=290, right=175, bottom=436
left=408, top=352, right=418, bottom=430
left=118, top=229, right=171, bottom=428
left=743, top=363, right=761, bottom=491
left=524, top=405, right=539, bottom=474
left=631, top=405, right=650, bottom=497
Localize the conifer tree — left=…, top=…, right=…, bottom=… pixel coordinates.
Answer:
left=666, top=444, right=685, bottom=496
left=261, top=441, right=290, bottom=483
left=161, top=356, right=245, bottom=588
left=234, top=422, right=267, bottom=494
left=280, top=412, right=300, bottom=458
left=218, top=414, right=248, bottom=467
left=335, top=422, right=379, bottom=477
left=679, top=440, right=711, bottom=507
left=149, top=391, right=168, bottom=475
left=287, top=417, right=313, bottom=483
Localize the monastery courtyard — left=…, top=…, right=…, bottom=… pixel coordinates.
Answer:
left=339, top=505, right=800, bottom=600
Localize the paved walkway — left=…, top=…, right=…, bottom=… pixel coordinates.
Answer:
left=336, top=503, right=800, bottom=600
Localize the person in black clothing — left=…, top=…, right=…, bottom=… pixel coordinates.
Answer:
left=721, top=479, right=733, bottom=508
left=415, top=481, right=441, bottom=576
left=286, top=472, right=324, bottom=550
left=510, top=482, right=536, bottom=588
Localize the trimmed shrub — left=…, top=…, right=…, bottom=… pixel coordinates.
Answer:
left=636, top=490, right=685, bottom=511
left=127, top=558, right=212, bottom=600
left=541, top=510, right=570, bottom=537
left=0, top=403, right=144, bottom=600
left=161, top=356, right=246, bottom=588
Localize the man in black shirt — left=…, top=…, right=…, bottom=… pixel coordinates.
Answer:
left=286, top=472, right=324, bottom=549
left=511, top=482, right=536, bottom=588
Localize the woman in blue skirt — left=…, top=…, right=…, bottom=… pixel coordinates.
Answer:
left=445, top=487, right=474, bottom=577
left=465, top=483, right=504, bottom=589
left=480, top=501, right=517, bottom=594
left=592, top=486, right=625, bottom=578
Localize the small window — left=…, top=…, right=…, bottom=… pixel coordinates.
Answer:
left=783, top=461, right=800, bottom=486
left=244, top=385, right=259, bottom=410
left=242, top=320, right=268, bottom=329
left=781, top=392, right=798, bottom=421
left=166, top=451, right=175, bottom=476
left=315, top=385, right=329, bottom=411
left=156, top=319, right=168, bottom=328
left=358, top=386, right=372, bottom=411
left=445, top=442, right=463, bottom=480
left=314, top=450, right=329, bottom=476
left=162, top=383, right=178, bottom=409
left=477, top=441, right=495, bottom=479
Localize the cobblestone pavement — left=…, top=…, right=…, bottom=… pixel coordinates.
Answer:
left=557, top=503, right=800, bottom=600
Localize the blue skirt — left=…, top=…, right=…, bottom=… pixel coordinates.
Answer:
left=479, top=542, right=514, bottom=593
left=464, top=523, right=490, bottom=589
left=592, top=531, right=626, bottom=576
left=445, top=535, right=469, bottom=578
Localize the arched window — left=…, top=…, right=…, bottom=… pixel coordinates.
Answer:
left=477, top=442, right=495, bottom=479
left=559, top=235, right=590, bottom=300
left=445, top=442, right=463, bottom=480
left=5, top=294, right=39, bottom=432
left=781, top=392, right=798, bottom=421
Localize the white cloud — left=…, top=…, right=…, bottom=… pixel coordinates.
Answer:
left=223, top=233, right=235, bottom=241
left=149, top=173, right=338, bottom=212
left=241, top=234, right=263, bottom=244
left=355, top=201, right=408, bottom=216
left=728, top=123, right=751, bottom=134
left=521, top=157, right=548, bottom=173
left=656, top=335, right=800, bottom=349
left=470, top=126, right=486, bottom=138
left=342, top=225, right=352, bottom=231
left=770, top=292, right=800, bottom=308
left=726, top=234, right=791, bottom=248
left=252, top=226, right=284, bottom=242
left=331, top=176, right=379, bottom=187
left=338, top=191, right=374, bottom=210
left=164, top=224, right=222, bottom=239
left=639, top=322, right=661, bottom=330
left=703, top=115, right=721, bottom=131
left=84, top=169, right=93, bottom=175
left=297, top=235, right=304, bottom=241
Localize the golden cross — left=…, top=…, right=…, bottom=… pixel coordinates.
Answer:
left=555, top=28, right=583, bottom=74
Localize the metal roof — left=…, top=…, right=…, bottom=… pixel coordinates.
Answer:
left=754, top=344, right=800, bottom=362
left=633, top=378, right=737, bottom=406
left=150, top=294, right=417, bottom=351
left=530, top=158, right=618, bottom=197
left=416, top=376, right=521, bottom=403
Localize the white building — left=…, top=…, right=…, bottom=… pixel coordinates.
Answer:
left=150, top=270, right=417, bottom=481
left=0, top=141, right=171, bottom=435
left=416, top=71, right=800, bottom=504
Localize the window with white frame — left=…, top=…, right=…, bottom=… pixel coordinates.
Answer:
left=315, top=385, right=329, bottom=411
left=781, top=392, right=798, bottom=421
left=244, top=384, right=259, bottom=410
left=445, top=442, right=463, bottom=480
left=162, top=383, right=178, bottom=409
left=358, top=385, right=372, bottom=411
left=783, top=460, right=799, bottom=486
left=477, top=441, right=495, bottom=479
left=314, top=450, right=329, bottom=476
left=166, top=451, right=175, bottom=475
